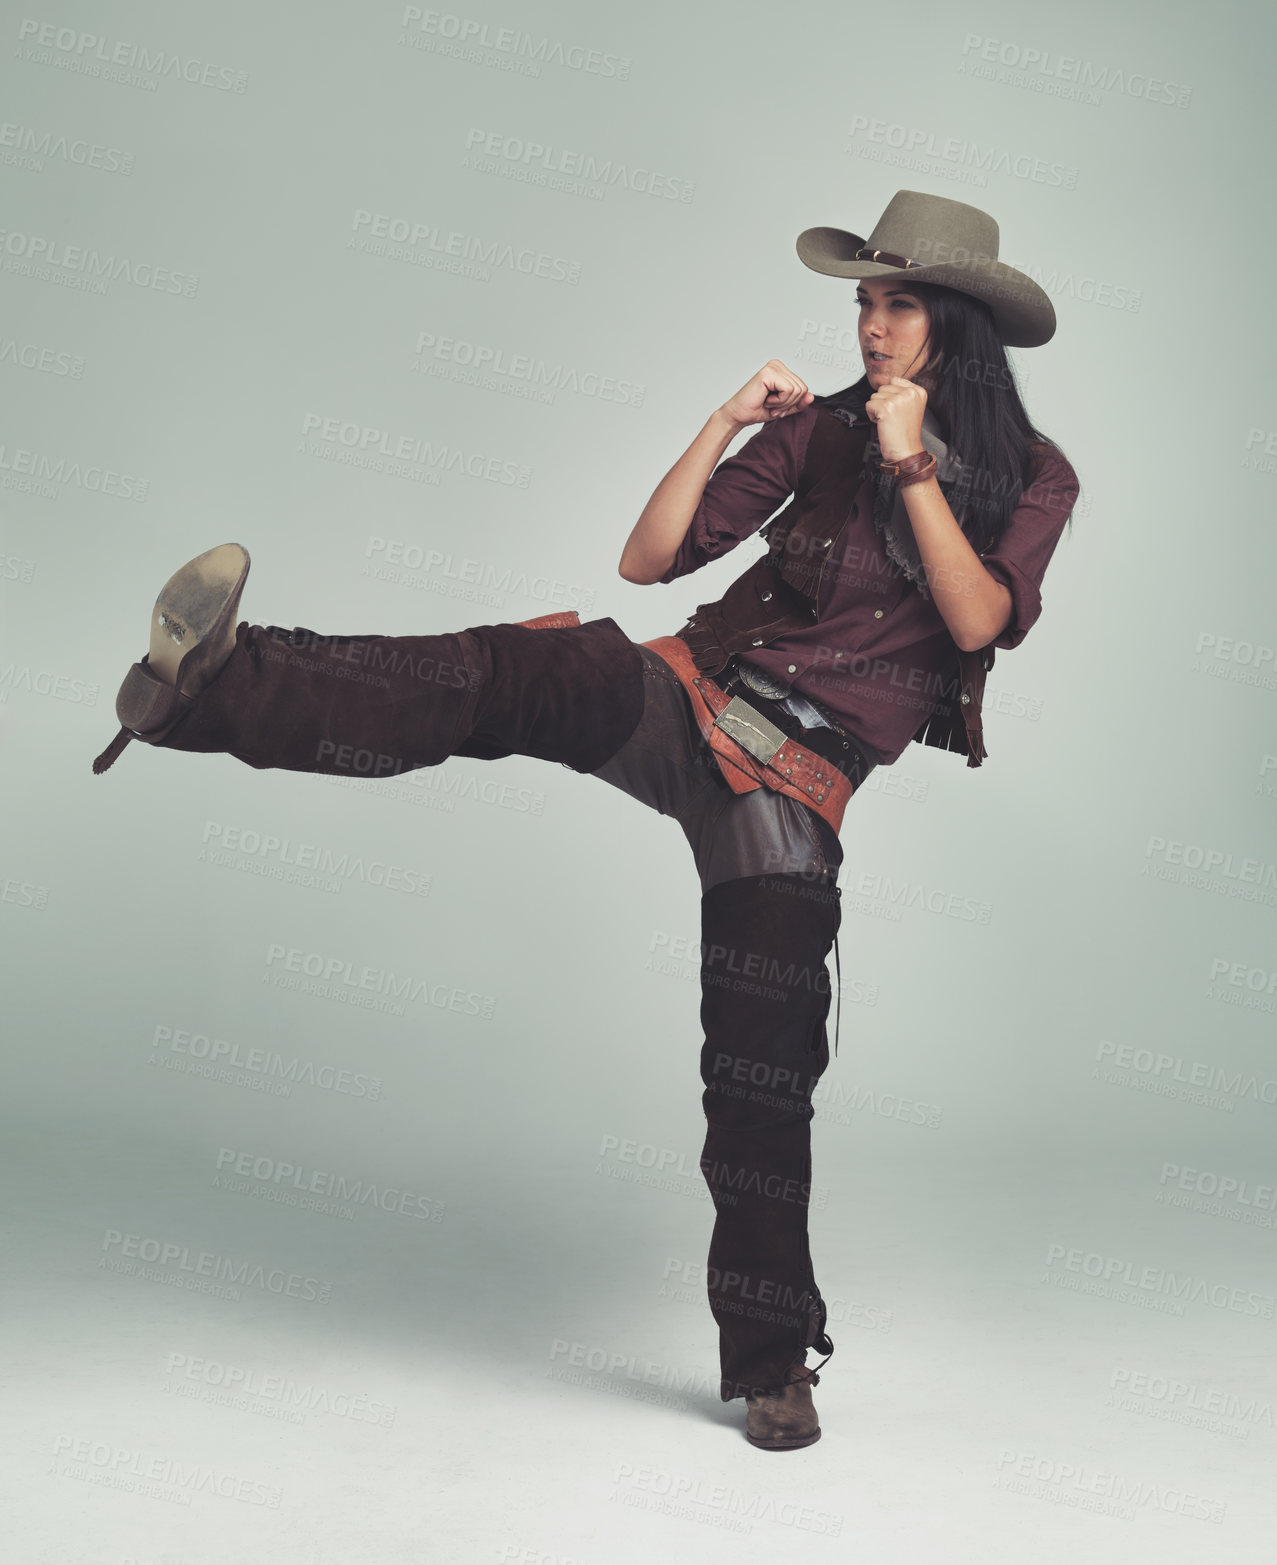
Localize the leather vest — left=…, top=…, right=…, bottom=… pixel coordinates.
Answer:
left=674, top=406, right=992, bottom=768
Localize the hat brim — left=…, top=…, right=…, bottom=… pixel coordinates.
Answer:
left=796, top=226, right=1056, bottom=349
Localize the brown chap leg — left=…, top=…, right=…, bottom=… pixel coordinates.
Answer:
left=140, top=616, right=646, bottom=780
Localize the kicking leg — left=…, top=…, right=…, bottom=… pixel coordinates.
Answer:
left=92, top=545, right=645, bottom=780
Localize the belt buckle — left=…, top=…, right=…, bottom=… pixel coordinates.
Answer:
left=736, top=659, right=792, bottom=700
left=713, top=695, right=789, bottom=765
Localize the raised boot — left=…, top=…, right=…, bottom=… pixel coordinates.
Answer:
left=744, top=1361, right=823, bottom=1450
left=92, top=542, right=251, bottom=773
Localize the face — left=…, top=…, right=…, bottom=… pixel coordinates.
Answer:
left=855, top=275, right=933, bottom=389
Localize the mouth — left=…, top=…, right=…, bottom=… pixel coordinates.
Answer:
left=865, top=350, right=890, bottom=365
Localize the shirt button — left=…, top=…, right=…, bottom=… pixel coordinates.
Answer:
left=751, top=637, right=765, bottom=646
left=873, top=609, right=884, bottom=618
left=960, top=693, right=971, bottom=704
left=787, top=664, right=797, bottom=674
left=760, top=590, right=773, bottom=602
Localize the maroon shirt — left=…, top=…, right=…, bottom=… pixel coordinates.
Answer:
left=658, top=406, right=1080, bottom=766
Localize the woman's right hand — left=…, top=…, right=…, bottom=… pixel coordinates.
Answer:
left=719, top=360, right=814, bottom=427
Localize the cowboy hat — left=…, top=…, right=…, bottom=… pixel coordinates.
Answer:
left=796, top=189, right=1056, bottom=348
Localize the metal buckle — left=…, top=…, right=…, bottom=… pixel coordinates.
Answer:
left=735, top=659, right=792, bottom=700
left=713, top=695, right=789, bottom=765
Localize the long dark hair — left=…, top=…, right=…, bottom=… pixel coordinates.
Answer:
left=826, top=280, right=1074, bottom=557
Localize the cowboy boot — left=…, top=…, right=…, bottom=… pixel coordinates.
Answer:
left=695, top=869, right=840, bottom=1407
left=92, top=544, right=646, bottom=778
left=745, top=1361, right=823, bottom=1451
left=92, top=542, right=251, bottom=774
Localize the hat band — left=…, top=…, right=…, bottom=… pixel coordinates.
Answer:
left=855, top=247, right=923, bottom=269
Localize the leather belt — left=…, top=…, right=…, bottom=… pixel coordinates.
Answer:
left=641, top=635, right=857, bottom=835
left=723, top=657, right=878, bottom=786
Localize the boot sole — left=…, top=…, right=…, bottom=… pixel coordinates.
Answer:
left=147, top=543, right=250, bottom=690
left=745, top=1427, right=822, bottom=1450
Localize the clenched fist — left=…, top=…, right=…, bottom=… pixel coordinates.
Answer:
left=720, top=360, right=814, bottom=427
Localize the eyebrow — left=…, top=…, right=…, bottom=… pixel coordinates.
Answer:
left=854, top=285, right=918, bottom=297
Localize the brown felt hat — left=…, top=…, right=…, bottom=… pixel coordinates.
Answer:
left=796, top=189, right=1056, bottom=348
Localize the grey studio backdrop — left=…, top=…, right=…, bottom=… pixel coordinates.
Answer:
left=3, top=1, right=1275, bottom=1561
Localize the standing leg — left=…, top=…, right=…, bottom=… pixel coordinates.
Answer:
left=695, top=866, right=841, bottom=1420
left=590, top=646, right=846, bottom=1444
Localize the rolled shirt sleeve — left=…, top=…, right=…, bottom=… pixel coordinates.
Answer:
left=978, top=444, right=1080, bottom=651
left=658, top=409, right=814, bottom=584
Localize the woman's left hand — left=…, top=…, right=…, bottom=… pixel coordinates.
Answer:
left=865, top=376, right=927, bottom=462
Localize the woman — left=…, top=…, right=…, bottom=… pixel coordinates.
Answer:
left=91, top=191, right=1079, bottom=1452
